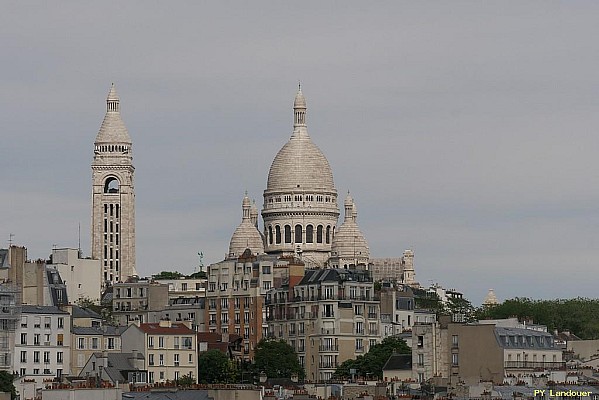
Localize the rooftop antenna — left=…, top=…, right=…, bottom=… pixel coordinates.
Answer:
left=197, top=252, right=204, bottom=273
left=78, top=223, right=83, bottom=258
left=8, top=233, right=14, bottom=246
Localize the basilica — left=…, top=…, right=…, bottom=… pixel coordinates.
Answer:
left=225, top=86, right=416, bottom=282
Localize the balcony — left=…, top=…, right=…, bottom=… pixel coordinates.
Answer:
left=319, top=362, right=338, bottom=369
left=367, top=313, right=377, bottom=319
left=321, top=312, right=335, bottom=318
left=504, top=361, right=564, bottom=369
left=319, top=345, right=339, bottom=352
left=321, top=328, right=335, bottom=334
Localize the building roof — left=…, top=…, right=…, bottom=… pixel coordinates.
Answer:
left=494, top=327, right=556, bottom=350
left=383, top=353, right=412, bottom=371
left=137, top=322, right=195, bottom=335
left=21, top=305, right=69, bottom=315
left=0, top=249, right=9, bottom=268
left=122, top=390, right=211, bottom=400
left=297, top=268, right=371, bottom=286
left=71, top=305, right=102, bottom=320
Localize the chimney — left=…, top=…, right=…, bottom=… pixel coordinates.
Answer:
left=159, top=319, right=171, bottom=328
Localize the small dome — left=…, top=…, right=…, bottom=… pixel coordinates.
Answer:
left=228, top=195, right=264, bottom=258
left=331, top=197, right=370, bottom=262
left=95, top=84, right=131, bottom=145
left=294, top=87, right=306, bottom=108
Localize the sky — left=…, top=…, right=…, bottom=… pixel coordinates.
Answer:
left=2, top=2, right=599, bottom=305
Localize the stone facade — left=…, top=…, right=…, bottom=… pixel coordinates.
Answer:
left=91, top=84, right=136, bottom=285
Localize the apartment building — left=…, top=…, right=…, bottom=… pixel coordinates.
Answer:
left=71, top=325, right=124, bottom=375
left=48, top=247, right=102, bottom=303
left=15, top=306, right=71, bottom=381
left=267, top=268, right=381, bottom=382
left=412, top=317, right=563, bottom=385
left=121, top=320, right=197, bottom=384
left=112, top=280, right=169, bottom=324
left=206, top=252, right=292, bottom=360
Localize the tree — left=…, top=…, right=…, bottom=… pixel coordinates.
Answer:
left=334, top=337, right=410, bottom=380
left=198, top=350, right=237, bottom=384
left=75, top=297, right=116, bottom=326
left=152, top=271, right=184, bottom=280
left=254, top=339, right=304, bottom=380
left=0, top=371, right=16, bottom=400
left=176, top=373, right=196, bottom=387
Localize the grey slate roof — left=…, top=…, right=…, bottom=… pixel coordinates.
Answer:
left=72, top=305, right=102, bottom=319
left=382, top=353, right=412, bottom=371
left=494, top=327, right=555, bottom=349
left=0, top=249, right=9, bottom=268
left=21, top=305, right=69, bottom=315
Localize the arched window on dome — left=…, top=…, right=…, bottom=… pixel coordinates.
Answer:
left=326, top=226, right=331, bottom=244
left=295, top=224, right=302, bottom=244
left=284, top=225, right=291, bottom=244
left=306, top=225, right=314, bottom=243
left=268, top=226, right=273, bottom=245
left=275, top=226, right=281, bottom=245
left=317, top=225, right=323, bottom=244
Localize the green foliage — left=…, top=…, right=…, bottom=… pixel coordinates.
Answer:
left=444, top=296, right=477, bottom=322
left=198, top=350, right=238, bottom=384
left=477, top=297, right=599, bottom=339
left=75, top=297, right=116, bottom=326
left=0, top=371, right=16, bottom=400
left=254, top=339, right=304, bottom=380
left=152, top=271, right=184, bottom=280
left=176, top=373, right=196, bottom=387
left=334, top=336, right=410, bottom=380
left=189, top=271, right=207, bottom=279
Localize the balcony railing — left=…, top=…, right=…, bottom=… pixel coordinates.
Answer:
left=504, top=361, right=564, bottom=369
left=319, top=362, right=338, bottom=369
left=321, top=312, right=335, bottom=318
left=319, top=345, right=339, bottom=352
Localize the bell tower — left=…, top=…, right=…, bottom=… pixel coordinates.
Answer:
left=91, top=84, right=137, bottom=286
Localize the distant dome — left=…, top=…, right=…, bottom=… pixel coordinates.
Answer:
left=331, top=193, right=370, bottom=264
left=95, top=84, right=132, bottom=145
left=483, top=289, right=499, bottom=306
left=228, top=194, right=264, bottom=259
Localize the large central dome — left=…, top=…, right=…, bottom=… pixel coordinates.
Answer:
left=262, top=87, right=339, bottom=267
left=266, top=135, right=335, bottom=192
left=266, top=88, right=334, bottom=192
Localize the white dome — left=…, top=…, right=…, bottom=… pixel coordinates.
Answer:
left=331, top=194, right=370, bottom=262
left=228, top=195, right=264, bottom=258
left=266, top=135, right=335, bottom=192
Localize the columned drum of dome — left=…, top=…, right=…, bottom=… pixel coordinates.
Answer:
left=262, top=88, right=340, bottom=267
left=91, top=84, right=137, bottom=286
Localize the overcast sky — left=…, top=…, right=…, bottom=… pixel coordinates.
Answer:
left=2, top=2, right=599, bottom=305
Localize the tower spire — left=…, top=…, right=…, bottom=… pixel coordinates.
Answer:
left=293, top=84, right=307, bottom=128
left=106, top=83, right=120, bottom=113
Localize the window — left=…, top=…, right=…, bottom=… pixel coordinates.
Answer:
left=452, top=335, right=459, bottom=348
left=34, top=317, right=41, bottom=328
left=34, top=351, right=40, bottom=363
left=263, top=281, right=271, bottom=290
left=160, top=371, right=164, bottom=380
left=452, top=353, right=459, bottom=366
left=417, top=335, right=424, bottom=348
left=284, top=225, right=291, bottom=243
left=148, top=336, right=154, bottom=348
left=354, top=305, right=363, bottom=315
left=355, top=322, right=364, bottom=334
left=92, top=337, right=99, bottom=349
left=189, top=353, right=193, bottom=364
left=34, top=334, right=40, bottom=346
left=158, top=337, right=164, bottom=349
left=20, top=333, right=27, bottom=345
left=43, top=351, right=50, bottom=364
left=148, top=354, right=154, bottom=366
left=57, top=334, right=63, bottom=346
left=174, top=354, right=180, bottom=366
left=44, top=317, right=51, bottom=329
left=20, top=368, right=26, bottom=376
left=57, top=317, right=64, bottom=329
left=174, top=337, right=180, bottom=349
left=317, top=225, right=323, bottom=243
left=306, top=225, right=314, bottom=243
left=57, top=352, right=63, bottom=364
left=355, top=339, right=363, bottom=350
left=275, top=225, right=282, bottom=244
left=149, top=372, right=154, bottom=383
left=295, top=224, right=302, bottom=243
left=159, top=354, right=164, bottom=366
left=20, top=351, right=27, bottom=363
left=107, top=337, right=115, bottom=350
left=21, top=316, right=27, bottom=328
left=182, top=337, right=193, bottom=350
